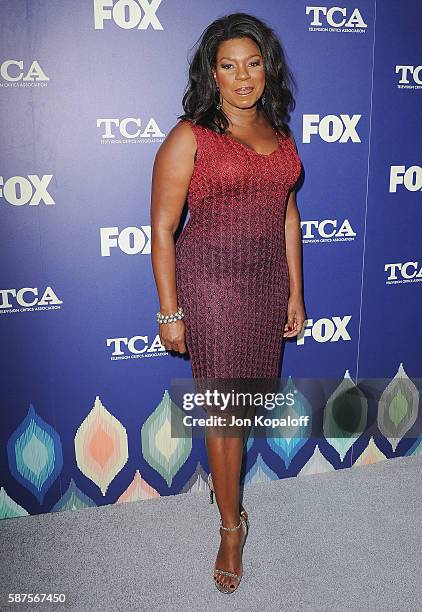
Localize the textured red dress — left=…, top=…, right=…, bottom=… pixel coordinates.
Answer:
left=175, top=119, right=302, bottom=379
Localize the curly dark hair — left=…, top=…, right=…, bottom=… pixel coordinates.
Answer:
left=178, top=12, right=297, bottom=136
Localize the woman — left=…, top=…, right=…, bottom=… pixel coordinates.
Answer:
left=150, top=12, right=306, bottom=594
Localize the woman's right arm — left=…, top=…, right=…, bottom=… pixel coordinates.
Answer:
left=150, top=120, right=196, bottom=354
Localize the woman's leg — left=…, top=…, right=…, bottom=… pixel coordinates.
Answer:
left=206, top=432, right=247, bottom=591
left=206, top=433, right=243, bottom=525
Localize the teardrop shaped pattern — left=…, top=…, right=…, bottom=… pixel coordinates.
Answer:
left=324, top=371, right=368, bottom=461
left=0, top=487, right=29, bottom=519
left=405, top=437, right=422, bottom=456
left=353, top=437, right=387, bottom=465
left=298, top=445, right=335, bottom=476
left=75, top=395, right=129, bottom=496
left=180, top=461, right=210, bottom=495
left=6, top=404, right=63, bottom=504
left=141, top=390, right=192, bottom=488
left=377, top=363, right=419, bottom=451
left=266, top=376, right=311, bottom=468
left=51, top=478, right=96, bottom=512
left=117, top=470, right=160, bottom=503
left=244, top=453, right=279, bottom=485
left=1, top=365, right=420, bottom=520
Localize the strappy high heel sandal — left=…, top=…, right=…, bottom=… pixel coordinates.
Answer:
left=207, top=473, right=249, bottom=525
left=214, top=515, right=248, bottom=593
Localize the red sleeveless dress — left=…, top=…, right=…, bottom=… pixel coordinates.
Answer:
left=175, top=119, right=302, bottom=379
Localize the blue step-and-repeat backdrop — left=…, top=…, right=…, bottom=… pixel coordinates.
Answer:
left=1, top=1, right=421, bottom=520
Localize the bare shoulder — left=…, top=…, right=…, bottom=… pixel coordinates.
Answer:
left=155, top=119, right=197, bottom=163
left=151, top=120, right=197, bottom=198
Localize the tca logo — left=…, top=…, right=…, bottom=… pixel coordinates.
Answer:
left=297, top=316, right=352, bottom=345
left=1, top=60, right=49, bottom=82
left=107, top=334, right=165, bottom=357
left=385, top=261, right=422, bottom=283
left=94, top=0, right=163, bottom=30
left=0, top=175, right=54, bottom=206
left=0, top=287, right=62, bottom=309
left=303, top=115, right=361, bottom=143
left=396, top=65, right=422, bottom=86
left=306, top=6, right=367, bottom=29
left=97, top=117, right=165, bottom=139
left=301, top=219, right=356, bottom=241
left=101, top=226, right=151, bottom=256
left=389, top=166, right=422, bottom=192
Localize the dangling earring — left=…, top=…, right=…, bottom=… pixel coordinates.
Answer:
left=215, top=84, right=222, bottom=110
left=261, top=93, right=266, bottom=106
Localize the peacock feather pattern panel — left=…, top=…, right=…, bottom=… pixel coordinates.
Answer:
left=1, top=364, right=420, bottom=520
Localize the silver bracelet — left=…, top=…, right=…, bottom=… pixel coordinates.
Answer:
left=156, top=306, right=184, bottom=324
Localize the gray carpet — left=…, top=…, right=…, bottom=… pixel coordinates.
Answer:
left=1, top=454, right=421, bottom=612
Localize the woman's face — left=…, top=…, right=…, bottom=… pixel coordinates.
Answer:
left=213, top=37, right=266, bottom=110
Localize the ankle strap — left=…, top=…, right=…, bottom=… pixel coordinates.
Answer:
left=220, top=517, right=242, bottom=531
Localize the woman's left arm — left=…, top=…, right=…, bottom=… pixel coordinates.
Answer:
left=284, top=183, right=307, bottom=338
